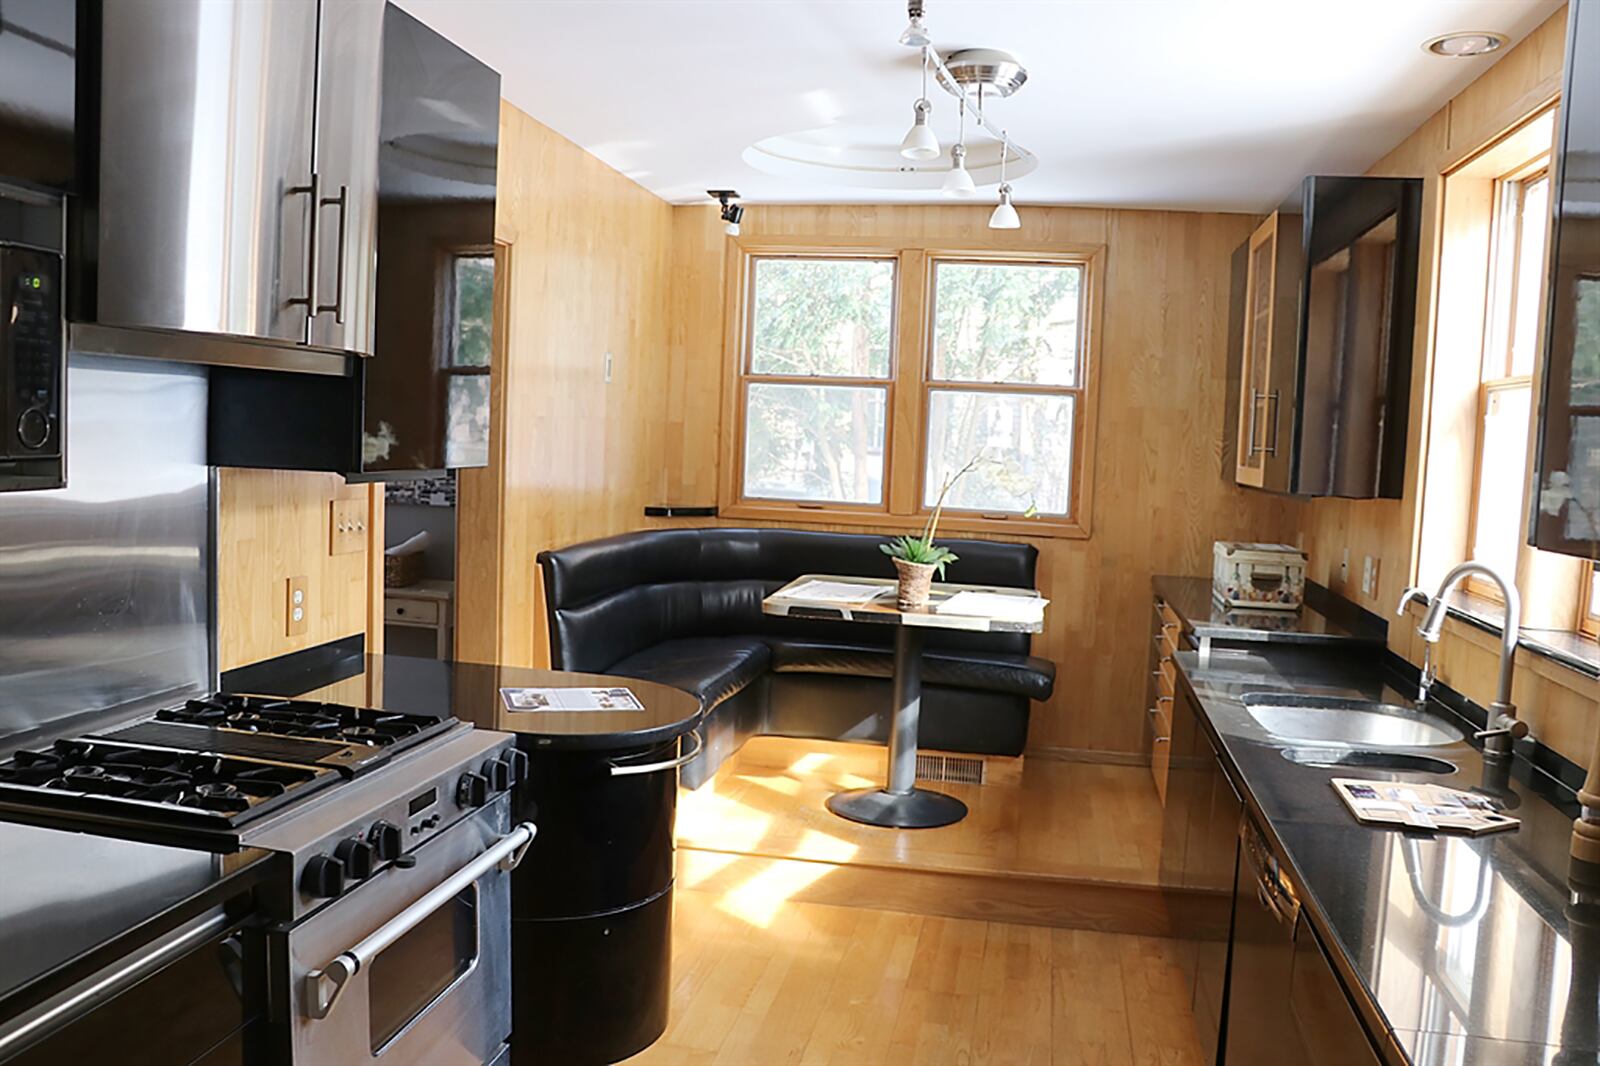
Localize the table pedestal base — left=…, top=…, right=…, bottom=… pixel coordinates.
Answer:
left=826, top=787, right=968, bottom=829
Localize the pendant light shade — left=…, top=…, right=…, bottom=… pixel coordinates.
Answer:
left=900, top=98, right=939, bottom=160
left=942, top=144, right=976, bottom=196
left=989, top=184, right=1020, bottom=229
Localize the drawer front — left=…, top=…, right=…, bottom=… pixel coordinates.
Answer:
left=1149, top=702, right=1172, bottom=803
left=385, top=597, right=440, bottom=625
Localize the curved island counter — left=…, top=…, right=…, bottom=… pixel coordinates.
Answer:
left=229, top=652, right=703, bottom=1066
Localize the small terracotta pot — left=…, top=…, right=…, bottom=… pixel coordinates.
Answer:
left=893, top=558, right=938, bottom=611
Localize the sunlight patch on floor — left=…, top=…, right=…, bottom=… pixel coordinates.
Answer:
left=677, top=788, right=773, bottom=853
left=787, top=752, right=836, bottom=775
left=738, top=772, right=802, bottom=797
left=713, top=829, right=859, bottom=928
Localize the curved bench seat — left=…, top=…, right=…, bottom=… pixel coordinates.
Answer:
left=537, top=528, right=1057, bottom=788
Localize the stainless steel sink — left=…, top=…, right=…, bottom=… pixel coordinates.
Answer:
left=1241, top=693, right=1461, bottom=747
left=1279, top=747, right=1457, bottom=774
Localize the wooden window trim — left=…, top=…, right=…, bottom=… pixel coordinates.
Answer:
left=718, top=237, right=1105, bottom=539
left=1582, top=562, right=1600, bottom=641
left=1464, top=158, right=1549, bottom=603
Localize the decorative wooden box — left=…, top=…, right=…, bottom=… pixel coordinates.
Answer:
left=1212, top=541, right=1307, bottom=610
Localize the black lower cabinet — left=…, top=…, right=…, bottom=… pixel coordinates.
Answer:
left=1159, top=678, right=1241, bottom=1066
left=510, top=737, right=683, bottom=1065
left=8, top=922, right=264, bottom=1066
left=1226, top=816, right=1383, bottom=1066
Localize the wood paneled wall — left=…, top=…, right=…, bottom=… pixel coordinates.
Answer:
left=1293, top=8, right=1597, bottom=765
left=216, top=470, right=383, bottom=672
left=663, top=204, right=1302, bottom=754
left=456, top=101, right=676, bottom=669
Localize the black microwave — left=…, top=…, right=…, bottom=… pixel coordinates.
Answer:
left=0, top=0, right=72, bottom=492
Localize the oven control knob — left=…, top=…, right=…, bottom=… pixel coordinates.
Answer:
left=456, top=771, right=489, bottom=808
left=301, top=855, right=346, bottom=899
left=17, top=408, right=49, bottom=450
left=335, top=836, right=376, bottom=880
left=483, top=757, right=513, bottom=792
left=368, top=820, right=403, bottom=862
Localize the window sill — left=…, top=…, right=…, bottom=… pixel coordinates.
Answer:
left=1409, top=587, right=1600, bottom=681
left=719, top=501, right=1091, bottom=540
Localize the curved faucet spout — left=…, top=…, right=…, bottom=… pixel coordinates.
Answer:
left=1418, top=562, right=1520, bottom=709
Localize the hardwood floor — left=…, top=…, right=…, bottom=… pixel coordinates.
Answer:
left=678, top=738, right=1164, bottom=887
left=625, top=887, right=1206, bottom=1065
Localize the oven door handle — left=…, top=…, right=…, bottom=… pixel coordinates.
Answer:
left=304, top=821, right=536, bottom=1020
left=607, top=729, right=704, bottom=777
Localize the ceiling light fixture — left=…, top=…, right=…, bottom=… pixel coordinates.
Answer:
left=988, top=136, right=1019, bottom=229
left=898, top=0, right=931, bottom=48
left=942, top=99, right=975, bottom=196
left=710, top=189, right=744, bottom=236
left=1422, top=31, right=1507, bottom=57
left=900, top=49, right=940, bottom=160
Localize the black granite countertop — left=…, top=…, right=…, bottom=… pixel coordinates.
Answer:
left=1174, top=643, right=1592, bottom=1066
left=0, top=822, right=275, bottom=1024
left=1153, top=574, right=1385, bottom=648
left=234, top=652, right=704, bottom=752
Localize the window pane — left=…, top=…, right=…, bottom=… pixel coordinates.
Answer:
left=749, top=259, right=894, bottom=378
left=1510, top=176, right=1550, bottom=377
left=1590, top=571, right=1599, bottom=619
left=931, top=262, right=1081, bottom=386
left=451, top=254, right=495, bottom=368
left=923, top=390, right=1074, bottom=516
left=445, top=375, right=490, bottom=468
left=743, top=382, right=885, bottom=504
left=1469, top=383, right=1533, bottom=580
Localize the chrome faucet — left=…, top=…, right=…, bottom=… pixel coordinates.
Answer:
left=1397, top=562, right=1528, bottom=760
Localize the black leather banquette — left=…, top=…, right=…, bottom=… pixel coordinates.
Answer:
left=537, top=528, right=1056, bottom=787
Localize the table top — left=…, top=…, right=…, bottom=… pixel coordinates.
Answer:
left=762, top=573, right=1046, bottom=634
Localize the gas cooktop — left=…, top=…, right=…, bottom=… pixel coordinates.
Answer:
left=92, top=694, right=455, bottom=776
left=0, top=738, right=339, bottom=832
left=0, top=693, right=465, bottom=848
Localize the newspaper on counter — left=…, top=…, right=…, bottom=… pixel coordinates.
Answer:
left=500, top=687, right=644, bottom=713
left=1331, top=778, right=1519, bottom=835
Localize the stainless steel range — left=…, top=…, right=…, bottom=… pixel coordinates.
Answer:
left=0, top=695, right=531, bottom=1066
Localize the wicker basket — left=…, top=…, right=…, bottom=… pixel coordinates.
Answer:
left=384, top=550, right=424, bottom=589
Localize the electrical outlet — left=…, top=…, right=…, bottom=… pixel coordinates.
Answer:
left=329, top=499, right=366, bottom=556
left=603, top=350, right=614, bottom=383
left=1362, top=556, right=1381, bottom=599
left=287, top=576, right=309, bottom=637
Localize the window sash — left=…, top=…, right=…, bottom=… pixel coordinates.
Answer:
left=726, top=242, right=1102, bottom=537
left=1583, top=563, right=1599, bottom=640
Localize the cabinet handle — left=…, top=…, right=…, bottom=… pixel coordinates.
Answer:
left=1154, top=736, right=1171, bottom=745
left=1157, top=695, right=1173, bottom=706
left=1263, top=389, right=1281, bottom=457
left=1246, top=387, right=1262, bottom=456
left=287, top=172, right=322, bottom=313
left=317, top=184, right=350, bottom=324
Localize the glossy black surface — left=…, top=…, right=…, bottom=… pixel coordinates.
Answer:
left=0, top=820, right=272, bottom=1018
left=1530, top=0, right=1599, bottom=562
left=236, top=653, right=703, bottom=752
left=1153, top=575, right=1384, bottom=647
left=1174, top=643, right=1592, bottom=1065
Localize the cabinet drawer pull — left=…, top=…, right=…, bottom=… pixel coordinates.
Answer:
left=1154, top=736, right=1171, bottom=745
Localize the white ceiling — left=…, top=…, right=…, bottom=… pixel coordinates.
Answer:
left=393, top=0, right=1562, bottom=213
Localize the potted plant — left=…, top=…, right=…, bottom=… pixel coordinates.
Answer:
left=880, top=455, right=982, bottom=611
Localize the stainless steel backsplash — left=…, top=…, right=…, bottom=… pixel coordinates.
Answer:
left=0, top=354, right=212, bottom=746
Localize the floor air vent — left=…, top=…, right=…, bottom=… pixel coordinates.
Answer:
left=915, top=753, right=985, bottom=785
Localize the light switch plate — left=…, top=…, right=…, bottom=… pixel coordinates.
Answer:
left=329, top=499, right=366, bottom=556
left=287, top=576, right=309, bottom=637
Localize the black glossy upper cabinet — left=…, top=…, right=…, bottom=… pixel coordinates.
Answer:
left=364, top=4, right=500, bottom=475
left=1232, top=176, right=1423, bottom=498
left=1530, top=0, right=1599, bottom=561
left=209, top=2, right=500, bottom=478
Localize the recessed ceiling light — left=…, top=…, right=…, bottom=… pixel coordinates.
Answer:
left=1422, top=31, right=1507, bottom=58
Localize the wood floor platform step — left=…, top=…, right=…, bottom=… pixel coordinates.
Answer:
left=676, top=737, right=1171, bottom=935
